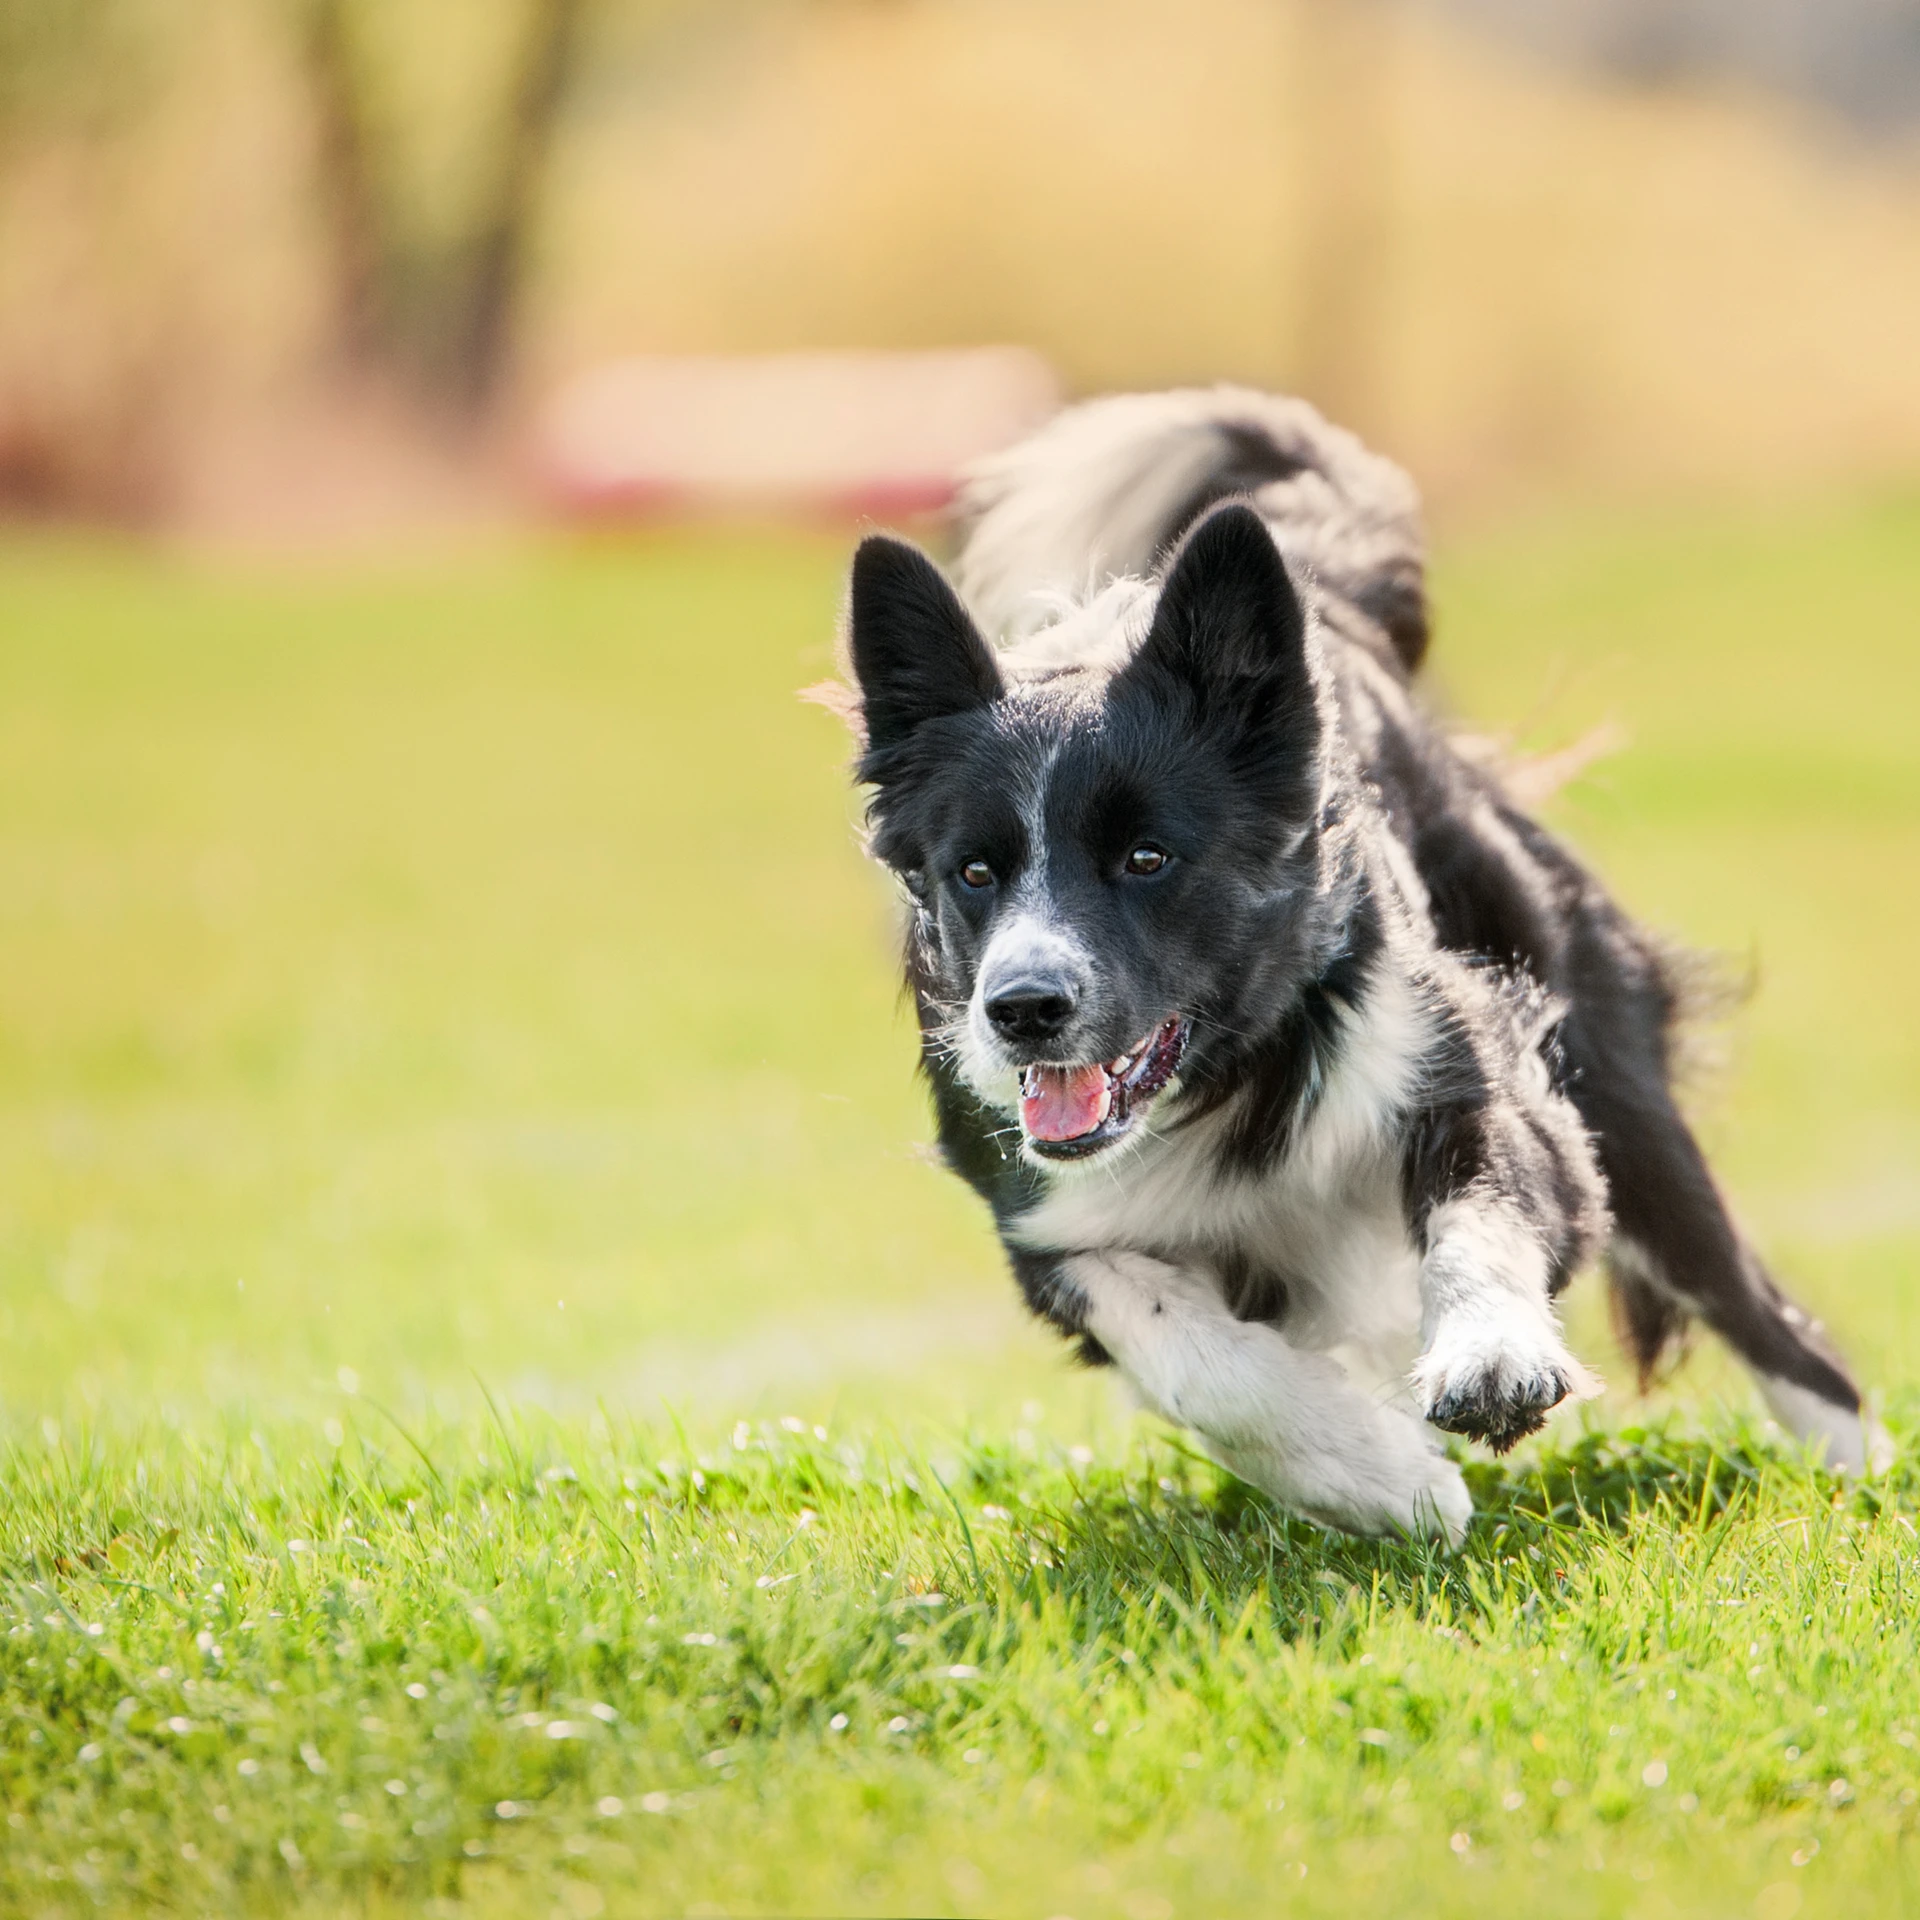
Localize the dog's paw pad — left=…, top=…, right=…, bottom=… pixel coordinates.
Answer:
left=1415, top=1328, right=1593, bottom=1454
left=1426, top=1370, right=1569, bottom=1452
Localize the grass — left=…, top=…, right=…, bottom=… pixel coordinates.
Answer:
left=10, top=1415, right=1920, bottom=1918
left=1, top=492, right=1918, bottom=1915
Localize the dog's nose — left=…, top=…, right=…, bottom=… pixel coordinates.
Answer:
left=984, top=978, right=1079, bottom=1043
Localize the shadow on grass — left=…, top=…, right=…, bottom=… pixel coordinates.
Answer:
left=1464, top=1423, right=1770, bottom=1531
left=999, top=1417, right=1907, bottom=1642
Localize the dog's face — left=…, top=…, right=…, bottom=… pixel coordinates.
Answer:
left=848, top=504, right=1328, bottom=1163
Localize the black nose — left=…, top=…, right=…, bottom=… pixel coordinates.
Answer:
left=984, top=979, right=1079, bottom=1043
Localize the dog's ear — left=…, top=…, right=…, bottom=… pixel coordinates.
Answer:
left=847, top=535, right=1004, bottom=756
left=1121, top=502, right=1312, bottom=718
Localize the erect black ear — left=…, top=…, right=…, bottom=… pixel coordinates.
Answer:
left=847, top=535, right=1004, bottom=756
left=1120, top=502, right=1311, bottom=716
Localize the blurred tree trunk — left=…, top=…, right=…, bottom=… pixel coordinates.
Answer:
left=299, top=0, right=584, bottom=418
left=304, top=0, right=387, bottom=371
left=452, top=0, right=586, bottom=411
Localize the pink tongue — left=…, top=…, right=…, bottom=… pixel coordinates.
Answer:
left=1021, top=1064, right=1112, bottom=1142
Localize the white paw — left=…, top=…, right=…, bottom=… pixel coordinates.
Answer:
left=1423, top=1452, right=1474, bottom=1544
left=1413, top=1307, right=1595, bottom=1454
left=1214, top=1421, right=1474, bottom=1549
left=1336, top=1443, right=1466, bottom=1543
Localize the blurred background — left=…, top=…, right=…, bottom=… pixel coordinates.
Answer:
left=9, top=0, right=1920, bottom=530
left=1, top=0, right=1917, bottom=1442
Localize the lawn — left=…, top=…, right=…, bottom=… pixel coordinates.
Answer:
left=1, top=493, right=1918, bottom=1917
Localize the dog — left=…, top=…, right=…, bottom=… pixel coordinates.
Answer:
left=833, top=387, right=1876, bottom=1543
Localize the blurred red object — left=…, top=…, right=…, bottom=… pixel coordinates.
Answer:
left=537, top=347, right=1060, bottom=519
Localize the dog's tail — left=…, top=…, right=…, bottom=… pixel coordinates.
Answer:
left=950, top=386, right=1430, bottom=674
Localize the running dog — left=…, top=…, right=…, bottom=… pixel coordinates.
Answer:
left=832, top=387, right=1875, bottom=1543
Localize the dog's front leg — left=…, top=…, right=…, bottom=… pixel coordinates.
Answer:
left=1411, top=1195, right=1595, bottom=1452
left=1065, top=1249, right=1472, bottom=1545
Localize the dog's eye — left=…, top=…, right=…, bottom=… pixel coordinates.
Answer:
left=1124, top=845, right=1168, bottom=876
left=959, top=860, right=995, bottom=889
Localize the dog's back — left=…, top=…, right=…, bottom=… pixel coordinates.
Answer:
left=952, top=386, right=1429, bottom=677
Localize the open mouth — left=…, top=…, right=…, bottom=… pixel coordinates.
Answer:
left=1018, top=1017, right=1190, bottom=1159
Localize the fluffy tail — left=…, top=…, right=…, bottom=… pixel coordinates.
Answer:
left=950, top=386, right=1430, bottom=675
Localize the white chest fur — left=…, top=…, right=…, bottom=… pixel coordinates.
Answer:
left=1008, top=965, right=1435, bottom=1401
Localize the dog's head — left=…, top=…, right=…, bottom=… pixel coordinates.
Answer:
left=846, top=503, right=1331, bottom=1163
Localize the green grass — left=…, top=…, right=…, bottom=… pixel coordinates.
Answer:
left=1, top=493, right=1918, bottom=1916
left=10, top=1415, right=1920, bottom=1918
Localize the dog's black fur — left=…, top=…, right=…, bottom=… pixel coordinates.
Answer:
left=837, top=389, right=1868, bottom=1536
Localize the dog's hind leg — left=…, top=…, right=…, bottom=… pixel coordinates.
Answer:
left=1595, top=1103, right=1882, bottom=1472
left=1568, top=1022, right=1882, bottom=1470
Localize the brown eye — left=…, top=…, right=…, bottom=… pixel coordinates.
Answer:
left=960, top=860, right=995, bottom=889
left=1124, top=845, right=1168, bottom=876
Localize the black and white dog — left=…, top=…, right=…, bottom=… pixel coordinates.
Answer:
left=836, top=388, right=1876, bottom=1543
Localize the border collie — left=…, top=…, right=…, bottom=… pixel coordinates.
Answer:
left=833, top=387, right=1877, bottom=1543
